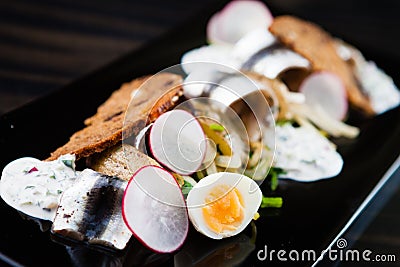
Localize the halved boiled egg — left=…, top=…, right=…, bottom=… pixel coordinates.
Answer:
left=186, top=172, right=262, bottom=239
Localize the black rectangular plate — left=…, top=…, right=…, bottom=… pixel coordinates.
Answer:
left=0, top=1, right=399, bottom=266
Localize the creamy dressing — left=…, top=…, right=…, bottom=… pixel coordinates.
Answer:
left=355, top=61, right=400, bottom=114
left=271, top=124, right=343, bottom=182
left=0, top=154, right=78, bottom=221
left=335, top=40, right=400, bottom=114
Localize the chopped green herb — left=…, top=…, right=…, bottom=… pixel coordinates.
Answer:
left=172, top=173, right=184, bottom=187
left=57, top=190, right=63, bottom=194
left=62, top=159, right=75, bottom=170
left=25, top=185, right=35, bottom=190
left=46, top=190, right=58, bottom=196
left=301, top=159, right=317, bottom=165
left=209, top=123, right=225, bottom=132
left=270, top=174, right=278, bottom=191
left=196, top=171, right=205, bottom=180
left=276, top=119, right=293, bottom=126
left=181, top=180, right=193, bottom=195
left=49, top=171, right=56, bottom=179
left=261, top=196, right=283, bottom=208
left=249, top=149, right=254, bottom=158
left=23, top=168, right=32, bottom=174
left=268, top=167, right=286, bottom=191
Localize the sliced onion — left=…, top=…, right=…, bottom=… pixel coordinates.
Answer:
left=291, top=103, right=359, bottom=138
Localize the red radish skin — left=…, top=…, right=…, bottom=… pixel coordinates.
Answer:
left=27, top=167, right=38, bottom=173
left=207, top=0, right=273, bottom=45
left=122, top=165, right=189, bottom=253
left=149, top=110, right=206, bottom=176
left=299, top=71, right=348, bottom=121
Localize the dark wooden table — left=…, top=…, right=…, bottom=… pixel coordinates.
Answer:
left=0, top=0, right=399, bottom=266
left=0, top=0, right=215, bottom=115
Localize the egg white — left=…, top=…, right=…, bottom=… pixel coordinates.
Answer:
left=186, top=172, right=262, bottom=239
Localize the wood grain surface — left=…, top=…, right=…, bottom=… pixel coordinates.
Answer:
left=0, top=0, right=215, bottom=114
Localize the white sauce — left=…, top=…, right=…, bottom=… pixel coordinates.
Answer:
left=271, top=124, right=343, bottom=182
left=335, top=40, right=400, bottom=114
left=355, top=61, right=400, bottom=114
left=0, top=154, right=79, bottom=221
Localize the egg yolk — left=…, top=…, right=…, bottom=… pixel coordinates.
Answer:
left=202, top=184, right=244, bottom=234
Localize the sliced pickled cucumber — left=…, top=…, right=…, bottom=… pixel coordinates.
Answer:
left=200, top=121, right=232, bottom=156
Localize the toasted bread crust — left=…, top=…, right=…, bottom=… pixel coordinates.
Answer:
left=269, top=15, right=374, bottom=115
left=46, top=73, right=183, bottom=161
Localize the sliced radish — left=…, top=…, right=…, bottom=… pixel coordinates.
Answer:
left=207, top=0, right=273, bottom=45
left=299, top=71, right=348, bottom=121
left=149, top=110, right=206, bottom=175
left=122, top=165, right=189, bottom=253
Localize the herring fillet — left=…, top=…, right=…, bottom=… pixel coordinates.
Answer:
left=52, top=169, right=131, bottom=250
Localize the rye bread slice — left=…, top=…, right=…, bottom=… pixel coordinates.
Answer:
left=87, top=144, right=160, bottom=181
left=46, top=73, right=183, bottom=161
left=269, top=15, right=374, bottom=115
